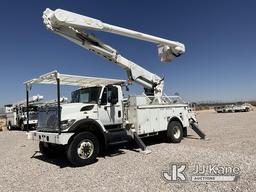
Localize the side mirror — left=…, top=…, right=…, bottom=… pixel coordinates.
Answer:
left=125, top=85, right=129, bottom=91
left=108, top=86, right=118, bottom=105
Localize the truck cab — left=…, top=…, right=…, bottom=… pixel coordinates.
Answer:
left=37, top=84, right=123, bottom=133
left=71, top=85, right=123, bottom=126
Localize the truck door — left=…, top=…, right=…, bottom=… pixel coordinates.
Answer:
left=98, top=85, right=122, bottom=125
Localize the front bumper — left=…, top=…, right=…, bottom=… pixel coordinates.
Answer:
left=24, top=120, right=37, bottom=125
left=27, top=131, right=74, bottom=145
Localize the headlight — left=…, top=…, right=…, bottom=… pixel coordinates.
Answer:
left=61, top=119, right=76, bottom=130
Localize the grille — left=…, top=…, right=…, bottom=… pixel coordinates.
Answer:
left=29, top=112, right=38, bottom=120
left=37, top=106, right=60, bottom=131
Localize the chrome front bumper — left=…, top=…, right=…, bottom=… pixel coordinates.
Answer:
left=27, top=131, right=74, bottom=145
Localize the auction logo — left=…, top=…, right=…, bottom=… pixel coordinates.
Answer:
left=161, top=163, right=240, bottom=182
left=162, top=163, right=188, bottom=182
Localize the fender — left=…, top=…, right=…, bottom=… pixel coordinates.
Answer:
left=68, top=118, right=108, bottom=149
left=68, top=118, right=106, bottom=133
left=168, top=116, right=184, bottom=127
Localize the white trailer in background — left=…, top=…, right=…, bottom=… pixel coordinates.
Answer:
left=26, top=8, right=205, bottom=166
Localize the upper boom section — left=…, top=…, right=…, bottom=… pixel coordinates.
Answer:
left=43, top=8, right=185, bottom=62
left=42, top=8, right=186, bottom=98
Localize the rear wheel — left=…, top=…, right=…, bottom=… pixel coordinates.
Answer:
left=167, top=121, right=183, bottom=143
left=7, top=122, right=12, bottom=131
left=67, top=132, right=99, bottom=167
left=20, top=122, right=27, bottom=131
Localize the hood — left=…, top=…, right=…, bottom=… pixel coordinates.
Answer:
left=61, top=103, right=97, bottom=120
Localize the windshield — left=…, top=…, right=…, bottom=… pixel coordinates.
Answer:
left=22, top=106, right=38, bottom=112
left=71, top=87, right=102, bottom=104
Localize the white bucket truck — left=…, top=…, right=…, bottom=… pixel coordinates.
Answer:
left=6, top=95, right=43, bottom=131
left=27, top=9, right=205, bottom=166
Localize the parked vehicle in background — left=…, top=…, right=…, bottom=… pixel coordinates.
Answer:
left=4, top=104, right=12, bottom=114
left=6, top=95, right=43, bottom=131
left=6, top=96, right=68, bottom=131
left=215, top=103, right=250, bottom=113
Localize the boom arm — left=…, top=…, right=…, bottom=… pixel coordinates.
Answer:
left=43, top=8, right=185, bottom=96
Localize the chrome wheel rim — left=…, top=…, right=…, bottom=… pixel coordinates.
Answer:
left=77, top=139, right=94, bottom=159
left=173, top=126, right=181, bottom=139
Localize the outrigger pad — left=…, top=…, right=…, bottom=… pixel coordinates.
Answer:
left=190, top=122, right=206, bottom=140
left=140, top=149, right=152, bottom=155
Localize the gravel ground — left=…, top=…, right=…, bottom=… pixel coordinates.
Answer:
left=0, top=110, right=256, bottom=192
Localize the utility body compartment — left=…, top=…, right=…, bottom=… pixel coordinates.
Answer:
left=127, top=96, right=190, bottom=135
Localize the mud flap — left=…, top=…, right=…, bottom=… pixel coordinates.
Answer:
left=190, top=121, right=206, bottom=139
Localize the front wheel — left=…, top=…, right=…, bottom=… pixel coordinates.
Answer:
left=167, top=121, right=183, bottom=143
left=66, top=132, right=99, bottom=167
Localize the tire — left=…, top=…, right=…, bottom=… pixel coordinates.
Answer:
left=20, top=122, right=27, bottom=131
left=7, top=122, right=12, bottom=131
left=183, top=127, right=187, bottom=137
left=67, top=132, right=99, bottom=167
left=39, top=142, right=57, bottom=157
left=167, top=121, right=183, bottom=143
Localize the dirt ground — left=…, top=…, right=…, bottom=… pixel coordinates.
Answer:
left=0, top=111, right=255, bottom=192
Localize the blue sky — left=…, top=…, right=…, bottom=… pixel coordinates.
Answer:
left=0, top=0, right=256, bottom=106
